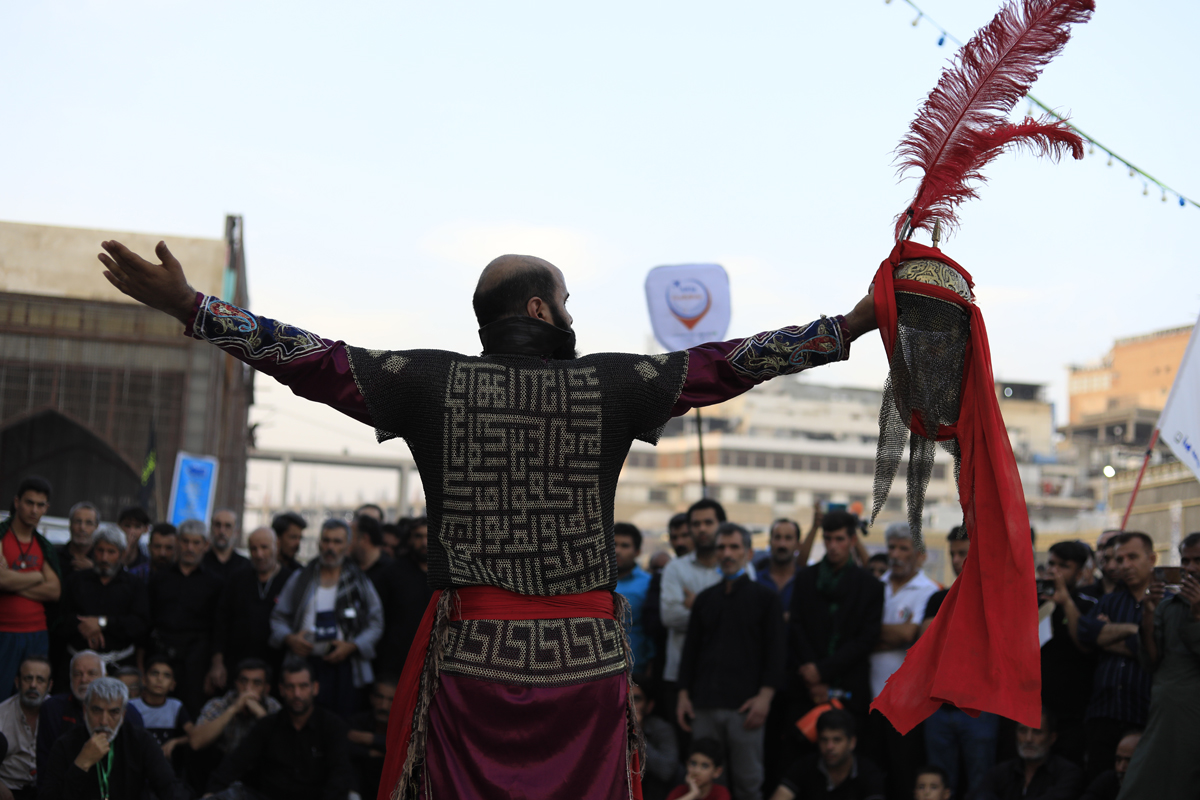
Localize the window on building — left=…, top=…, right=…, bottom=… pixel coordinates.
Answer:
left=719, top=451, right=731, bottom=466
left=736, top=452, right=749, bottom=467
left=844, top=459, right=857, bottom=474
left=807, top=456, right=823, bottom=471
left=885, top=497, right=902, bottom=512
left=790, top=455, right=805, bottom=471
left=775, top=489, right=795, bottom=504
left=738, top=487, right=757, bottom=503
left=772, top=454, right=786, bottom=470
left=827, top=458, right=840, bottom=473
left=648, top=488, right=668, bottom=503
left=754, top=453, right=767, bottom=468
left=933, top=464, right=947, bottom=480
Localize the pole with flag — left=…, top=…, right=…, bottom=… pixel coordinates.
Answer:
left=136, top=422, right=158, bottom=516
left=1120, top=311, right=1200, bottom=529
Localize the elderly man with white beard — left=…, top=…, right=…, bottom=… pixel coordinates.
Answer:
left=41, top=677, right=185, bottom=800
left=271, top=519, right=383, bottom=717
left=60, top=525, right=150, bottom=670
left=971, top=707, right=1083, bottom=800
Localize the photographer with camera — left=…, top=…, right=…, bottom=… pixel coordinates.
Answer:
left=1116, top=533, right=1200, bottom=798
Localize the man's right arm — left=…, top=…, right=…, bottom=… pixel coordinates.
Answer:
left=189, top=699, right=238, bottom=751
left=98, top=240, right=373, bottom=426
left=206, top=716, right=267, bottom=794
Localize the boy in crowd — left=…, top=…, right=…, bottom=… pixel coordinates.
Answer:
left=129, top=657, right=192, bottom=766
left=633, top=680, right=679, bottom=800
left=914, top=766, right=952, bottom=800
left=668, top=738, right=729, bottom=800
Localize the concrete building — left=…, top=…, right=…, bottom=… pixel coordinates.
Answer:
left=1067, top=324, right=1191, bottom=425
left=0, top=218, right=252, bottom=520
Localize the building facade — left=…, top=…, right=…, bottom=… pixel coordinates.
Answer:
left=0, top=218, right=252, bottom=520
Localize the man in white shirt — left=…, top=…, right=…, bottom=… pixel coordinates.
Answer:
left=0, top=655, right=51, bottom=799
left=869, top=522, right=939, bottom=800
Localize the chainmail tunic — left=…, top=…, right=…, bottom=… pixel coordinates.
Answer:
left=346, top=347, right=688, bottom=685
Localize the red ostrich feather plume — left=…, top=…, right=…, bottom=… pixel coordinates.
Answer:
left=894, top=0, right=1094, bottom=240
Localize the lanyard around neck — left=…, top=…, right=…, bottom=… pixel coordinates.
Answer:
left=96, top=743, right=114, bottom=800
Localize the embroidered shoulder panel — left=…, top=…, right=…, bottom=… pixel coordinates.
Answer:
left=727, top=316, right=845, bottom=381
left=441, top=617, right=628, bottom=687
left=193, top=295, right=332, bottom=364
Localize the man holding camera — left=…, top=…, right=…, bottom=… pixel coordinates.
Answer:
left=1116, top=532, right=1200, bottom=798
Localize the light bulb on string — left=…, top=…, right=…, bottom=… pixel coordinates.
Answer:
left=1088, top=143, right=1095, bottom=155
left=912, top=13, right=922, bottom=26
left=1129, top=167, right=1136, bottom=178
left=1181, top=197, right=1187, bottom=207
left=1143, top=183, right=1149, bottom=196
left=937, top=33, right=946, bottom=46
left=1106, top=155, right=1114, bottom=167
left=1162, top=189, right=1168, bottom=202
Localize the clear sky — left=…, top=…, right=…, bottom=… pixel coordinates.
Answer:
left=2, top=1, right=1196, bottom=511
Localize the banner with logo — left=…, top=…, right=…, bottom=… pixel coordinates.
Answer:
left=166, top=451, right=220, bottom=527
left=644, top=263, right=731, bottom=351
left=1158, top=313, right=1200, bottom=483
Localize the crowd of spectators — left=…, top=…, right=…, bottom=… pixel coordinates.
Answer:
left=2, top=471, right=1198, bottom=800
left=617, top=500, right=1200, bottom=800
left=0, top=475, right=430, bottom=800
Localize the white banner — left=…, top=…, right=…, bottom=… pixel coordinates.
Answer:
left=644, top=263, right=731, bottom=351
left=1158, top=313, right=1200, bottom=482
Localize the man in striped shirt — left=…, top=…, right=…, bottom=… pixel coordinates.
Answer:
left=1073, top=531, right=1155, bottom=783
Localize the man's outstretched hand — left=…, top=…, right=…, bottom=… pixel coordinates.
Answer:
left=843, top=292, right=877, bottom=342
left=98, top=240, right=197, bottom=324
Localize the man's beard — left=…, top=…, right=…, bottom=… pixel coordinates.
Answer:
left=321, top=552, right=347, bottom=568
left=549, top=306, right=577, bottom=360
left=771, top=549, right=795, bottom=566
left=95, top=562, right=120, bottom=579
left=410, top=548, right=428, bottom=564
left=19, top=689, right=45, bottom=710
left=288, top=698, right=313, bottom=717
left=1018, top=743, right=1050, bottom=762
left=85, top=719, right=122, bottom=740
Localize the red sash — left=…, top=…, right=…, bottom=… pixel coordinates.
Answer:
left=378, top=586, right=641, bottom=799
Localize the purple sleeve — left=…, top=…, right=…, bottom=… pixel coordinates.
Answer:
left=672, top=315, right=851, bottom=417
left=184, top=293, right=372, bottom=426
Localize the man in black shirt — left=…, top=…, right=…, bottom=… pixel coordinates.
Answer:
left=207, top=658, right=356, bottom=800
left=971, top=708, right=1083, bottom=800
left=788, top=511, right=883, bottom=753
left=203, top=509, right=251, bottom=580
left=149, top=519, right=225, bottom=717
left=211, top=527, right=295, bottom=692
left=60, top=525, right=150, bottom=670
left=351, top=516, right=405, bottom=679
left=347, top=676, right=394, bottom=800
left=376, top=517, right=433, bottom=674
left=1039, top=540, right=1097, bottom=766
left=41, top=677, right=185, bottom=800
left=769, top=709, right=884, bottom=800
left=678, top=523, right=785, bottom=800
left=55, top=501, right=99, bottom=580
left=272, top=512, right=307, bottom=573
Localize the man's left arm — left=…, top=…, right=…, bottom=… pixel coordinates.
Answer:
left=671, top=294, right=875, bottom=417
left=142, top=731, right=189, bottom=800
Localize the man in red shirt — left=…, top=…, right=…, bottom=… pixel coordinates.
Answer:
left=0, top=476, right=62, bottom=702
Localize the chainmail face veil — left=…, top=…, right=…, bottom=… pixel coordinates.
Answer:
left=871, top=265, right=971, bottom=549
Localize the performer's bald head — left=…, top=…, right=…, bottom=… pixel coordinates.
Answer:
left=472, top=255, right=571, bottom=330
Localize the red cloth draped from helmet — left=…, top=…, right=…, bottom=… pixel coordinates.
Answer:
left=377, top=586, right=642, bottom=800
left=869, top=240, right=1040, bottom=734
